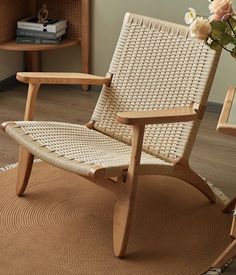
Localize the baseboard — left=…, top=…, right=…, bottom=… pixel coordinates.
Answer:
left=0, top=75, right=18, bottom=91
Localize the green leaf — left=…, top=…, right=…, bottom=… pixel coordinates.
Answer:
left=209, top=40, right=222, bottom=50
left=231, top=37, right=236, bottom=45
left=225, top=26, right=232, bottom=33
left=230, top=47, right=236, bottom=58
left=219, top=33, right=233, bottom=45
left=226, top=18, right=236, bottom=35
left=210, top=20, right=228, bottom=32
left=211, top=30, right=223, bottom=40
left=228, top=17, right=236, bottom=29
left=211, top=30, right=233, bottom=46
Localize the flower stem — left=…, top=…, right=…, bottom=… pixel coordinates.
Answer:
left=209, top=35, right=233, bottom=53
left=216, top=41, right=233, bottom=53
left=227, top=19, right=236, bottom=37
left=220, top=44, right=233, bottom=53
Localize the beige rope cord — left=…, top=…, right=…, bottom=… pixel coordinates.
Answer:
left=4, top=13, right=220, bottom=178
left=3, top=13, right=219, bottom=175
left=5, top=122, right=172, bottom=178
left=92, top=13, right=220, bottom=162
left=1, top=13, right=222, bottom=258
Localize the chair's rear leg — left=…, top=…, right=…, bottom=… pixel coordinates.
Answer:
left=113, top=196, right=132, bottom=258
left=223, top=195, right=236, bottom=213
left=113, top=125, right=144, bottom=258
left=16, top=146, right=34, bottom=196
left=173, top=166, right=216, bottom=203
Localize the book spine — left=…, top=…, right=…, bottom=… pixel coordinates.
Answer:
left=16, top=28, right=65, bottom=39
left=17, top=21, right=66, bottom=33
left=16, top=37, right=61, bottom=45
left=17, top=29, right=57, bottom=39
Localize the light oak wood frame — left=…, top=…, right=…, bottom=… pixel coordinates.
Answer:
left=217, top=86, right=236, bottom=219
left=116, top=105, right=216, bottom=204
left=212, top=86, right=236, bottom=269
left=1, top=72, right=111, bottom=196
left=217, top=86, right=236, bottom=136
left=217, top=86, right=236, bottom=217
left=1, top=71, right=218, bottom=257
left=112, top=104, right=216, bottom=257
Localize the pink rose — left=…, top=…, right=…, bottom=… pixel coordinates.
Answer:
left=209, top=0, right=233, bottom=21
left=189, top=17, right=212, bottom=41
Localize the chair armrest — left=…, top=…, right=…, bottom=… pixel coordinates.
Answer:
left=117, top=106, right=197, bottom=125
left=217, top=86, right=236, bottom=136
left=16, top=72, right=111, bottom=86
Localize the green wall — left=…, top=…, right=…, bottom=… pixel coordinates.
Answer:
left=1, top=0, right=236, bottom=103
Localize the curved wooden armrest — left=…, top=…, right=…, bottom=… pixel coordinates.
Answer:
left=16, top=72, right=111, bottom=86
left=117, top=106, right=197, bottom=125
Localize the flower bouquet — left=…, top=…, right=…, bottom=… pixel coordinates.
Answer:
left=185, top=0, right=236, bottom=58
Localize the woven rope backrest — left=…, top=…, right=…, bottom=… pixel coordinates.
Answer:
left=92, top=13, right=220, bottom=163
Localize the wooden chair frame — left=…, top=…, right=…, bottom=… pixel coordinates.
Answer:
left=2, top=71, right=216, bottom=257
left=1, top=13, right=221, bottom=257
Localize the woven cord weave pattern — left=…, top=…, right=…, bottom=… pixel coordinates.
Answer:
left=92, top=14, right=217, bottom=162
left=14, top=122, right=168, bottom=168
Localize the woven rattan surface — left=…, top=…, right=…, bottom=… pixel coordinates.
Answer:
left=0, top=0, right=32, bottom=43
left=5, top=122, right=171, bottom=178
left=3, top=13, right=220, bottom=178
left=92, top=13, right=220, bottom=162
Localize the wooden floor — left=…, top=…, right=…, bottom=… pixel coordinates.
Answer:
left=0, top=84, right=236, bottom=273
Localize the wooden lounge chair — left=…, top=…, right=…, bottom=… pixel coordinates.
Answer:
left=1, top=13, right=221, bottom=258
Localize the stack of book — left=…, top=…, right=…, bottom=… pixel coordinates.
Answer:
left=16, top=17, right=67, bottom=45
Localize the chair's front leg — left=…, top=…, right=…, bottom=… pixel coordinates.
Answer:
left=16, top=146, right=34, bottom=196
left=113, top=124, right=145, bottom=258
left=211, top=239, right=236, bottom=269
left=23, top=83, right=40, bottom=120
left=16, top=83, right=40, bottom=196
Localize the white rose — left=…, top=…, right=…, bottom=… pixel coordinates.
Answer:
left=189, top=17, right=212, bottom=41
left=185, top=7, right=197, bottom=24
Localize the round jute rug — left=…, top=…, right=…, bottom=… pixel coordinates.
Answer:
left=0, top=162, right=232, bottom=275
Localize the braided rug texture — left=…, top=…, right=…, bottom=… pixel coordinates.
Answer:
left=0, top=161, right=231, bottom=275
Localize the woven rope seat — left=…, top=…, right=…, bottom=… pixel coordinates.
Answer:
left=5, top=121, right=171, bottom=178
left=1, top=13, right=221, bottom=258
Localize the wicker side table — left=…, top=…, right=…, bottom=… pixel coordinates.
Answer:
left=0, top=0, right=90, bottom=89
